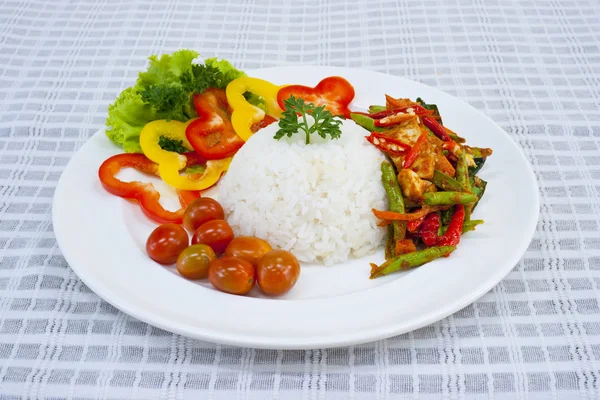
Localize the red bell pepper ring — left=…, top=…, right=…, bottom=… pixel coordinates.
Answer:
left=438, top=204, right=465, bottom=249
left=406, top=214, right=426, bottom=233
left=422, top=116, right=452, bottom=142
left=98, top=153, right=200, bottom=224
left=187, top=88, right=244, bottom=160
left=402, top=131, right=429, bottom=168
left=365, top=132, right=410, bottom=156
left=277, top=76, right=355, bottom=118
left=419, top=212, right=441, bottom=247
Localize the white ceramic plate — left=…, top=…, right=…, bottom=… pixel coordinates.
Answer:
left=53, top=66, right=539, bottom=349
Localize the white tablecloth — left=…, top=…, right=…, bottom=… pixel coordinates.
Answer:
left=1, top=0, right=600, bottom=398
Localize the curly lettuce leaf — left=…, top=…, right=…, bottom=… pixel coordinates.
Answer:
left=105, top=88, right=156, bottom=153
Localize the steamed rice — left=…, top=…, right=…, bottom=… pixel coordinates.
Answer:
left=215, top=118, right=387, bottom=265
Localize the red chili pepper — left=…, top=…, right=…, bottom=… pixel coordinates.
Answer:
left=277, top=76, right=355, bottom=118
left=402, top=131, right=429, bottom=168
left=420, top=212, right=441, bottom=247
left=406, top=214, right=426, bottom=233
left=438, top=204, right=465, bottom=248
left=373, top=106, right=435, bottom=128
left=98, top=153, right=200, bottom=224
left=365, top=132, right=410, bottom=155
left=422, top=116, right=452, bottom=142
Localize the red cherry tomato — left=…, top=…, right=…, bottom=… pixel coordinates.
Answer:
left=256, top=250, right=300, bottom=296
left=183, top=197, right=224, bottom=232
left=224, top=236, right=272, bottom=267
left=146, top=224, right=189, bottom=265
left=191, top=219, right=234, bottom=255
left=208, top=256, right=255, bottom=295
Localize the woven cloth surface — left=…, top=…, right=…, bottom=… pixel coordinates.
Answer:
left=1, top=0, right=600, bottom=398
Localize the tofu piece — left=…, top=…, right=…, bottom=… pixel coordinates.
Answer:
left=397, top=168, right=434, bottom=202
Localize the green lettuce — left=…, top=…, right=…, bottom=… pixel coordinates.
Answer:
left=105, top=50, right=248, bottom=153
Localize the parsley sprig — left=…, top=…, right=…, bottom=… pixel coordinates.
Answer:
left=274, top=96, right=342, bottom=144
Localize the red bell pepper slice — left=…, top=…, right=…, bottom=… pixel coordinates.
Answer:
left=438, top=204, right=465, bottom=249
left=403, top=131, right=429, bottom=168
left=365, top=132, right=410, bottom=156
left=422, top=116, right=452, bottom=142
left=98, top=153, right=200, bottom=224
left=277, top=76, right=355, bottom=118
left=406, top=214, right=426, bottom=233
left=420, top=212, right=441, bottom=247
left=187, top=88, right=243, bottom=160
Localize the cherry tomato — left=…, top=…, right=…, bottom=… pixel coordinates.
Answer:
left=183, top=197, right=224, bottom=232
left=224, top=236, right=272, bottom=267
left=208, top=256, right=255, bottom=295
left=176, top=244, right=216, bottom=280
left=146, top=224, right=189, bottom=265
left=256, top=250, right=300, bottom=296
left=191, top=219, right=234, bottom=254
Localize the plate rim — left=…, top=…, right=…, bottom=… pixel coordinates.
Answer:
left=53, top=66, right=540, bottom=349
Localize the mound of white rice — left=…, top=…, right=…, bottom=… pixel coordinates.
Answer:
left=215, top=118, right=387, bottom=265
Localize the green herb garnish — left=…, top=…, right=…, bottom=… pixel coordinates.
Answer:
left=274, top=96, right=342, bottom=144
left=158, top=136, right=189, bottom=153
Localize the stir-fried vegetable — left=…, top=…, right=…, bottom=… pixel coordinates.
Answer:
left=358, top=94, right=492, bottom=278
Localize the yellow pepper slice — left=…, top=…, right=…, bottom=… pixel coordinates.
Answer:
left=139, top=119, right=231, bottom=191
left=226, top=77, right=284, bottom=141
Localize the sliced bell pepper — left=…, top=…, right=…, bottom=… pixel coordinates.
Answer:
left=187, top=88, right=242, bottom=160
left=406, top=214, right=426, bottom=233
left=98, top=153, right=200, bottom=224
left=420, top=212, right=441, bottom=247
left=403, top=131, right=429, bottom=168
left=277, top=76, right=355, bottom=118
left=140, top=119, right=232, bottom=191
left=226, top=77, right=283, bottom=142
left=365, top=132, right=410, bottom=156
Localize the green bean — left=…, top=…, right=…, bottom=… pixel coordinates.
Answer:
left=440, top=219, right=484, bottom=235
left=448, top=133, right=466, bottom=143
left=423, top=191, right=478, bottom=206
left=431, top=170, right=468, bottom=192
left=350, top=113, right=385, bottom=132
left=456, top=153, right=472, bottom=220
left=381, top=161, right=406, bottom=242
left=370, top=246, right=456, bottom=278
left=368, top=105, right=387, bottom=114
left=462, top=219, right=484, bottom=233
left=385, top=225, right=394, bottom=260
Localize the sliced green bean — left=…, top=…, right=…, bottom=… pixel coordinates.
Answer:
left=370, top=246, right=456, bottom=278
left=423, top=191, right=478, bottom=206
left=431, top=170, right=468, bottom=192
left=463, top=219, right=484, bottom=233
left=456, top=152, right=472, bottom=220
left=350, top=113, right=385, bottom=133
left=381, top=161, right=406, bottom=242
left=440, top=219, right=484, bottom=235
left=385, top=225, right=394, bottom=260
left=368, top=105, right=387, bottom=114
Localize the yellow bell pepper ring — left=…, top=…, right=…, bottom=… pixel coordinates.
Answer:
left=139, top=119, right=231, bottom=191
left=226, top=77, right=284, bottom=142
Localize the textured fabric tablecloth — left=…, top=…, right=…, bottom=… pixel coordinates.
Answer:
left=1, top=0, right=600, bottom=398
